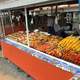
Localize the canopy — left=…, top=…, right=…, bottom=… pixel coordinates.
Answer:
left=0, top=0, right=75, bottom=10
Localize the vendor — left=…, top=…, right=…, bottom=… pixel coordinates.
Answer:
left=54, top=16, right=61, bottom=35
left=54, top=16, right=65, bottom=37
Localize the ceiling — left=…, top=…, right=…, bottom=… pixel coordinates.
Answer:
left=0, top=0, right=76, bottom=10
left=0, top=0, right=8, bottom=2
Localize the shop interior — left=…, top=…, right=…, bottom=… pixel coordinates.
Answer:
left=27, top=1, right=80, bottom=37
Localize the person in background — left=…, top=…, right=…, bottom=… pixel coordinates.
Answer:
left=47, top=16, right=54, bottom=34
left=54, top=15, right=66, bottom=37
left=54, top=16, right=61, bottom=35
left=72, top=23, right=80, bottom=36
left=12, top=12, right=18, bottom=26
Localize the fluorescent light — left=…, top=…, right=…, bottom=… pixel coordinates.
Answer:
left=70, top=4, right=79, bottom=7
left=58, top=5, right=68, bottom=8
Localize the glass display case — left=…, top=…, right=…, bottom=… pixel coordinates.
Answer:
left=2, top=37, right=80, bottom=76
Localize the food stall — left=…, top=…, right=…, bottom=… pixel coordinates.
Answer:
left=0, top=0, right=80, bottom=80
left=1, top=30, right=80, bottom=79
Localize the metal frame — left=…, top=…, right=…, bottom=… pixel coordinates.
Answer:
left=24, top=8, right=30, bottom=46
left=0, top=11, right=5, bottom=36
left=8, top=10, right=14, bottom=33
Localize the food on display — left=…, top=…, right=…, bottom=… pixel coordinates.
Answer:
left=58, top=36, right=80, bottom=52
left=62, top=50, right=80, bottom=65
left=29, top=32, right=62, bottom=58
left=48, top=49, right=62, bottom=58
left=7, top=31, right=28, bottom=44
left=7, top=31, right=80, bottom=65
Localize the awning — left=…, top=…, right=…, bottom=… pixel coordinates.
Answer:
left=0, top=0, right=76, bottom=10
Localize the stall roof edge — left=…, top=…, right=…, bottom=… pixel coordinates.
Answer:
left=0, top=0, right=77, bottom=11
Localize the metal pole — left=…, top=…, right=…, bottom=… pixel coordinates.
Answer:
left=55, top=5, right=58, bottom=16
left=78, top=0, right=80, bottom=19
left=24, top=8, right=30, bottom=47
left=78, top=0, right=80, bottom=35
left=8, top=10, right=14, bottom=33
left=0, top=11, right=5, bottom=36
left=0, top=14, right=3, bottom=34
left=0, top=11, right=5, bottom=58
left=51, top=6, right=53, bottom=16
left=79, top=0, right=80, bottom=10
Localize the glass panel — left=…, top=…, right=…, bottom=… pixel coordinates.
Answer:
left=11, top=10, right=26, bottom=33
left=2, top=11, right=13, bottom=35
left=0, top=16, right=3, bottom=34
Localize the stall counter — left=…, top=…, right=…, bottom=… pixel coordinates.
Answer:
left=1, top=38, right=74, bottom=80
